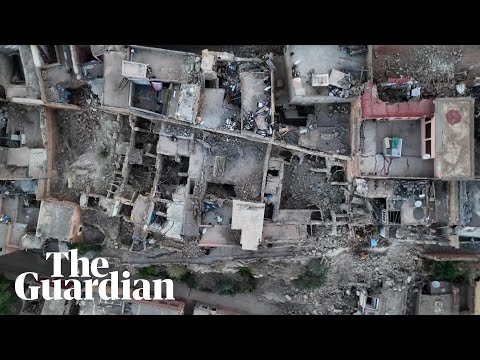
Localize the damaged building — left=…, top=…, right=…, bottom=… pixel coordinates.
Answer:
left=5, top=44, right=480, bottom=316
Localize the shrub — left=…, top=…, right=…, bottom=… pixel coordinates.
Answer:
left=307, top=259, right=329, bottom=278
left=183, top=268, right=256, bottom=296
left=68, top=243, right=103, bottom=255
left=214, top=279, right=237, bottom=295
left=237, top=267, right=256, bottom=292
left=98, top=147, right=109, bottom=158
left=166, top=265, right=190, bottom=280
left=0, top=277, right=17, bottom=315
left=68, top=242, right=103, bottom=255
left=432, top=262, right=467, bottom=283
left=294, top=259, right=329, bottom=289
left=182, top=272, right=198, bottom=289
left=137, top=265, right=169, bottom=278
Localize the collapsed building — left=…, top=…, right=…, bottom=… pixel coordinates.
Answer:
left=0, top=45, right=93, bottom=256
left=3, top=44, right=480, bottom=316
left=85, top=45, right=375, bottom=257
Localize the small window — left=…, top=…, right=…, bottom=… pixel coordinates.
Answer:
left=366, top=297, right=379, bottom=310
left=425, top=122, right=432, bottom=139
left=388, top=210, right=401, bottom=225
left=205, top=79, right=217, bottom=88
left=78, top=226, right=83, bottom=233
left=425, top=140, right=431, bottom=156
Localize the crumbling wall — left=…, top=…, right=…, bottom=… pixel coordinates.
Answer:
left=360, top=82, right=434, bottom=120
left=42, top=107, right=58, bottom=199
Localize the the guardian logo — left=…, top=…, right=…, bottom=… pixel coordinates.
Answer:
left=14, top=249, right=174, bottom=301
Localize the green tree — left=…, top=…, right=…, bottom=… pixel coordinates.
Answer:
left=432, top=262, right=467, bottom=283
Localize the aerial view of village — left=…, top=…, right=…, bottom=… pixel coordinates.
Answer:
left=0, top=44, right=479, bottom=315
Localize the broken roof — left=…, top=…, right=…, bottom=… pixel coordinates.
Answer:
left=434, top=97, right=475, bottom=179
left=36, top=200, right=75, bottom=241
left=231, top=200, right=265, bottom=251
left=361, top=82, right=434, bottom=119
left=174, top=84, right=201, bottom=123
left=129, top=45, right=198, bottom=83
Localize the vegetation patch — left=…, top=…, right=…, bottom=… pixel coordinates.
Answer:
left=68, top=242, right=103, bottom=255
left=431, top=261, right=468, bottom=283
left=135, top=265, right=256, bottom=296
left=0, top=276, right=17, bottom=315
left=294, top=259, right=329, bottom=289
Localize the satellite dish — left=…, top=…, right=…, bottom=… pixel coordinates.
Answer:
left=414, top=200, right=423, bottom=208
left=432, top=281, right=441, bottom=289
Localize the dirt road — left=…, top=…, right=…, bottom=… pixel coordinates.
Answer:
left=172, top=282, right=276, bottom=315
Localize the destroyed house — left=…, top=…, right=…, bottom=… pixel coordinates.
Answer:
left=353, top=83, right=475, bottom=180
left=0, top=45, right=41, bottom=103
left=356, top=287, right=407, bottom=315
left=0, top=106, right=47, bottom=182
left=353, top=178, right=454, bottom=244
left=439, top=180, right=480, bottom=249
left=0, top=186, right=40, bottom=255
left=284, top=45, right=368, bottom=105
left=198, top=49, right=275, bottom=139
left=125, top=46, right=201, bottom=123
left=272, top=46, right=358, bottom=156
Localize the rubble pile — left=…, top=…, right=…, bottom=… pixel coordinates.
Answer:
left=378, top=80, right=422, bottom=103
left=219, top=62, right=242, bottom=108
left=51, top=85, right=117, bottom=202
left=281, top=156, right=345, bottom=211
left=224, top=114, right=240, bottom=132
left=272, top=241, right=425, bottom=315
left=380, top=45, right=464, bottom=97
left=181, top=241, right=207, bottom=259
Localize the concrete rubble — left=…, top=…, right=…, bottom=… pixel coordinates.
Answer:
left=2, top=45, right=480, bottom=315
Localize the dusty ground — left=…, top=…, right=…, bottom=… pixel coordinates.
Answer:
left=245, top=240, right=426, bottom=315
left=197, top=131, right=267, bottom=201
left=50, top=85, right=119, bottom=202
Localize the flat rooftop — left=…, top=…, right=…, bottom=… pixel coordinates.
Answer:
left=103, top=51, right=129, bottom=109
left=359, top=119, right=434, bottom=178
left=418, top=294, right=456, bottom=315
left=130, top=46, right=198, bottom=83
left=36, top=200, right=74, bottom=241
left=231, top=200, right=265, bottom=251
left=434, top=97, right=475, bottom=179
